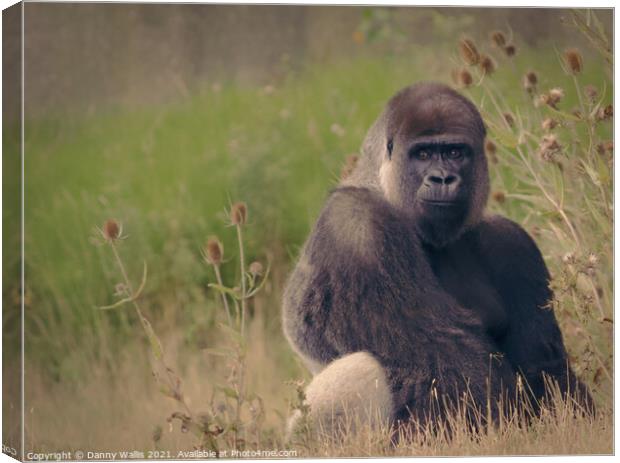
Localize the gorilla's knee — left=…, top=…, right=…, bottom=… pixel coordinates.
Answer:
left=287, top=352, right=393, bottom=439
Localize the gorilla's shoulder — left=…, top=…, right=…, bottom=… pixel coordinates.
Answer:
left=308, top=186, right=413, bottom=265
left=473, top=214, right=549, bottom=280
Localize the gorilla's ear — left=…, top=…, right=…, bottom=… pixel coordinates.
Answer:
left=340, top=109, right=388, bottom=190
left=361, top=110, right=389, bottom=161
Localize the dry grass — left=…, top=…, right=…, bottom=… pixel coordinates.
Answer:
left=23, top=322, right=612, bottom=456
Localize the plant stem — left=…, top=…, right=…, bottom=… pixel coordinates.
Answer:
left=109, top=240, right=193, bottom=417
left=515, top=146, right=581, bottom=249
left=236, top=224, right=247, bottom=336
left=213, top=264, right=232, bottom=326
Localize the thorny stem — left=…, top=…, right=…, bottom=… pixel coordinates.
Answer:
left=213, top=264, right=232, bottom=326
left=236, top=224, right=247, bottom=336
left=109, top=240, right=193, bottom=417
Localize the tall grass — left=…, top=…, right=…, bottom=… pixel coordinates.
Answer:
left=8, top=9, right=612, bottom=457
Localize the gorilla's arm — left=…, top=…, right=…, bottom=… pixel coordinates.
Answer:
left=283, top=187, right=515, bottom=418
left=475, top=215, right=592, bottom=410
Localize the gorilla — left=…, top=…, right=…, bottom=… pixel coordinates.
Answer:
left=282, top=82, right=592, bottom=436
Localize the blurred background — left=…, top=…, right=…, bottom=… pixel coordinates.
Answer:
left=2, top=4, right=611, bottom=118
left=2, top=3, right=613, bottom=456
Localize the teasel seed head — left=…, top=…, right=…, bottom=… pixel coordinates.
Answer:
left=485, top=140, right=498, bottom=163
left=204, top=236, right=223, bottom=265
left=603, top=140, right=613, bottom=153
left=457, top=68, right=473, bottom=88
left=595, top=105, right=613, bottom=122
left=538, top=88, right=564, bottom=109
left=458, top=38, right=480, bottom=66
left=562, top=252, right=576, bottom=265
left=103, top=219, right=121, bottom=241
left=538, top=134, right=562, bottom=162
left=542, top=118, right=558, bottom=131
left=587, top=253, right=599, bottom=268
left=492, top=191, right=506, bottom=204
left=249, top=261, right=264, bottom=277
left=479, top=54, right=496, bottom=75
left=230, top=202, right=247, bottom=225
left=503, top=112, right=515, bottom=128
left=522, top=71, right=538, bottom=93
left=485, top=139, right=497, bottom=156
left=490, top=30, right=506, bottom=48
left=549, top=87, right=565, bottom=104
left=584, top=85, right=598, bottom=103
left=484, top=140, right=498, bottom=164
left=563, top=48, right=583, bottom=74
left=503, top=44, right=517, bottom=57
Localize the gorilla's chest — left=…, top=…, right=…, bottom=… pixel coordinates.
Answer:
left=425, top=243, right=509, bottom=338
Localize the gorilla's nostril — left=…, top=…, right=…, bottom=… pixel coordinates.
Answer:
left=429, top=176, right=444, bottom=184
left=444, top=175, right=457, bottom=185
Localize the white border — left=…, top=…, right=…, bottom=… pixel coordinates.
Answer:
left=0, top=2, right=616, bottom=463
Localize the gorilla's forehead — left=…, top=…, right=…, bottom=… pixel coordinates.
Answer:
left=386, top=84, right=485, bottom=144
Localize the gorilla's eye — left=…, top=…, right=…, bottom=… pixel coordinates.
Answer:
left=387, top=139, right=394, bottom=157
left=447, top=148, right=464, bottom=159
left=416, top=150, right=430, bottom=160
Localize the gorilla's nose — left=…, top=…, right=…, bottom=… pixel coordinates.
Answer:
left=424, top=171, right=461, bottom=187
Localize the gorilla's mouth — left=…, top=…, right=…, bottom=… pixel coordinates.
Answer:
left=420, top=199, right=462, bottom=207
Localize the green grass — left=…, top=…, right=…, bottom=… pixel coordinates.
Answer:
left=3, top=17, right=613, bottom=456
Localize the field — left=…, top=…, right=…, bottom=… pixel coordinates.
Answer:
left=2, top=8, right=613, bottom=458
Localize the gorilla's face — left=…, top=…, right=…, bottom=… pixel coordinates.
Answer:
left=376, top=83, right=489, bottom=247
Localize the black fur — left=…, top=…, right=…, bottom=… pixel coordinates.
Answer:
left=282, top=82, right=592, bottom=427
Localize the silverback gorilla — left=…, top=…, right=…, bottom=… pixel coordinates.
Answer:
left=283, top=82, right=591, bottom=435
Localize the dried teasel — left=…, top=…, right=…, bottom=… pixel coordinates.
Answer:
left=479, top=54, right=496, bottom=75
left=492, top=191, right=506, bottom=203
left=541, top=118, right=558, bottom=131
left=586, top=253, right=599, bottom=276
left=522, top=71, right=538, bottom=93
left=595, top=104, right=613, bottom=122
left=230, top=202, right=247, bottom=225
left=538, top=88, right=564, bottom=109
left=485, top=139, right=497, bottom=156
left=458, top=38, right=480, bottom=66
left=249, top=261, right=264, bottom=277
left=485, top=140, right=498, bottom=164
left=562, top=252, right=576, bottom=265
left=587, top=253, right=599, bottom=268
left=503, top=44, right=517, bottom=57
left=490, top=30, right=506, bottom=48
left=458, top=69, right=474, bottom=88
left=203, top=236, right=224, bottom=265
left=538, top=134, right=562, bottom=162
left=596, top=140, right=613, bottom=155
left=584, top=85, right=598, bottom=103
left=548, top=88, right=565, bottom=105
left=102, top=219, right=121, bottom=241
left=563, top=48, right=583, bottom=74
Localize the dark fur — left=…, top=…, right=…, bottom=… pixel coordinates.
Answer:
left=283, top=82, right=592, bottom=427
